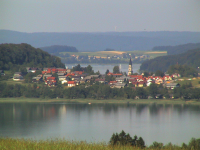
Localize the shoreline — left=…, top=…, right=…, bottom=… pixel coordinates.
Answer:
left=0, top=98, right=200, bottom=105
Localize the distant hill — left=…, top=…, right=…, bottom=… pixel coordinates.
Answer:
left=152, top=43, right=200, bottom=55
left=40, top=45, right=78, bottom=55
left=1, top=30, right=200, bottom=51
left=0, top=43, right=65, bottom=70
left=140, top=48, right=200, bottom=72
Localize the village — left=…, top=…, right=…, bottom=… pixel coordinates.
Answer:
left=11, top=60, right=183, bottom=92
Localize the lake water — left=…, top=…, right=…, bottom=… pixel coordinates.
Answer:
left=0, top=103, right=200, bottom=146
left=65, top=64, right=141, bottom=74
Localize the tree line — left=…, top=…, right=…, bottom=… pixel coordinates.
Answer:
left=1, top=82, right=200, bottom=100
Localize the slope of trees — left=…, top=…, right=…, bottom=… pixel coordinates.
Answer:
left=140, top=48, right=200, bottom=72
left=0, top=43, right=65, bottom=70
left=40, top=45, right=78, bottom=55
left=152, top=43, right=200, bottom=55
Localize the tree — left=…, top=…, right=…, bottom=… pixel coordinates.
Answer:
left=147, top=83, right=159, bottom=98
left=113, top=66, right=120, bottom=74
left=155, top=70, right=164, bottom=77
left=105, top=69, right=109, bottom=75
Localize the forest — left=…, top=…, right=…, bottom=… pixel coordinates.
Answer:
left=0, top=43, right=65, bottom=71
left=140, top=48, right=200, bottom=72
left=152, top=42, right=200, bottom=55
left=40, top=45, right=78, bottom=55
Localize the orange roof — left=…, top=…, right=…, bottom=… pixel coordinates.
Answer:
left=129, top=75, right=143, bottom=78
left=113, top=73, right=122, bottom=76
left=107, top=72, right=113, bottom=75
left=47, top=77, right=56, bottom=80
left=68, top=81, right=75, bottom=84
left=66, top=73, right=75, bottom=76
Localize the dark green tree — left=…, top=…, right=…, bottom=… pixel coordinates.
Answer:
left=113, top=66, right=120, bottom=74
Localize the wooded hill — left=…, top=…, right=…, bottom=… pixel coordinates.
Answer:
left=0, top=43, right=65, bottom=70
left=40, top=45, right=78, bottom=55
left=140, top=48, right=200, bottom=72
left=152, top=43, right=200, bottom=55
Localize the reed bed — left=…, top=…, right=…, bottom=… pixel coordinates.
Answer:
left=0, top=138, right=189, bottom=150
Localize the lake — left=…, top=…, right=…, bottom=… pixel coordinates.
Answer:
left=0, top=103, right=200, bottom=146
left=65, top=64, right=141, bottom=74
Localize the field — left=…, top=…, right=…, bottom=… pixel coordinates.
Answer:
left=0, top=137, right=197, bottom=150
left=174, top=77, right=200, bottom=88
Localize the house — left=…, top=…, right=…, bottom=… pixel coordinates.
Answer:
left=110, top=83, right=126, bottom=88
left=137, top=81, right=146, bottom=87
left=68, top=81, right=76, bottom=87
left=13, top=75, right=24, bottom=81
left=58, top=76, right=67, bottom=81
left=163, top=75, right=172, bottom=81
left=95, top=78, right=105, bottom=83
left=155, top=78, right=163, bottom=84
left=43, top=74, right=52, bottom=79
left=109, top=81, right=118, bottom=85
left=28, top=67, right=38, bottom=73
left=57, top=68, right=67, bottom=73
left=14, top=72, right=22, bottom=76
left=57, top=73, right=65, bottom=76
left=116, top=77, right=125, bottom=83
left=71, top=75, right=81, bottom=81
left=171, top=73, right=181, bottom=78
left=165, top=83, right=180, bottom=89
left=0, top=70, right=5, bottom=76
left=61, top=79, right=69, bottom=84
left=32, top=76, right=42, bottom=83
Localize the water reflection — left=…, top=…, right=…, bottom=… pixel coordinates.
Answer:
left=0, top=103, right=200, bottom=145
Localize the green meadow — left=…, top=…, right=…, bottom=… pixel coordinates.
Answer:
left=0, top=137, right=199, bottom=150
left=0, top=98, right=200, bottom=105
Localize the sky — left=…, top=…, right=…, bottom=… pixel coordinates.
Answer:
left=1, top=0, right=200, bottom=33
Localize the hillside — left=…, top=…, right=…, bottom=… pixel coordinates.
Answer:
left=140, top=48, right=200, bottom=72
left=152, top=43, right=200, bottom=55
left=1, top=30, right=200, bottom=51
left=40, top=45, right=78, bottom=55
left=0, top=43, right=65, bottom=70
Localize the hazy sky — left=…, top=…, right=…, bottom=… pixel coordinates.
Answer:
left=1, top=0, right=200, bottom=32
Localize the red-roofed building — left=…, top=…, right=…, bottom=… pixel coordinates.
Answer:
left=109, top=81, right=118, bottom=85
left=68, top=81, right=76, bottom=87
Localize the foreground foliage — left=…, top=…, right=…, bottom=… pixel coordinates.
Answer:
left=0, top=137, right=200, bottom=150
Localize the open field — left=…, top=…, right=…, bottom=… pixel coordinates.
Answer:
left=0, top=98, right=200, bottom=105
left=174, top=77, right=200, bottom=88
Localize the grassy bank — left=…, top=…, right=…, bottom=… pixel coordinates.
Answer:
left=0, top=98, right=200, bottom=105
left=0, top=138, right=193, bottom=150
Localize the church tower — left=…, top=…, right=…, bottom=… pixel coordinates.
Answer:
left=128, top=57, right=133, bottom=75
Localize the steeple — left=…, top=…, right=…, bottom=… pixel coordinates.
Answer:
left=128, top=57, right=133, bottom=75
left=129, top=57, right=132, bottom=65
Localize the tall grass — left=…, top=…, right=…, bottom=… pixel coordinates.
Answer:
left=0, top=138, right=190, bottom=150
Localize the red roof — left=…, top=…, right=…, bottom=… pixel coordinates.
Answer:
left=68, top=81, right=75, bottom=84
left=129, top=75, right=143, bottom=78
left=107, top=72, right=113, bottom=75
left=57, top=69, right=66, bottom=71
left=66, top=73, right=75, bottom=76
left=47, top=77, right=56, bottom=80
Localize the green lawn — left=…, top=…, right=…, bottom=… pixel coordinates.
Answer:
left=0, top=98, right=200, bottom=105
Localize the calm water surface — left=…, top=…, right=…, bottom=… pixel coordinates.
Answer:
left=0, top=103, right=200, bottom=145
